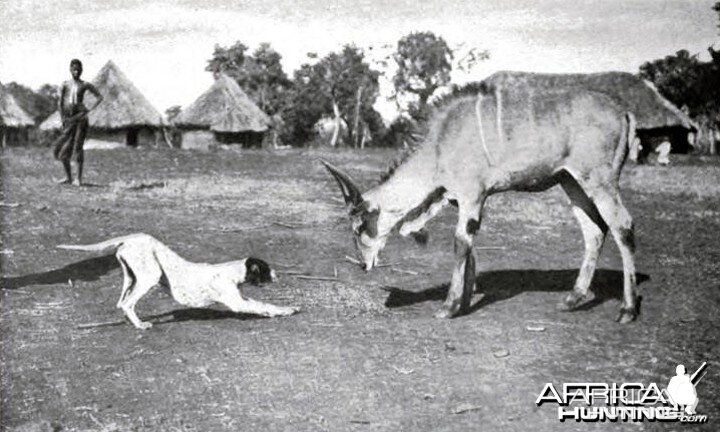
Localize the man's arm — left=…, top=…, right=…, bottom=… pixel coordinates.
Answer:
left=58, top=83, right=67, bottom=124
left=85, top=83, right=103, bottom=112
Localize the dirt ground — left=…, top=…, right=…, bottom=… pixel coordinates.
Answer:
left=1, top=146, right=718, bottom=431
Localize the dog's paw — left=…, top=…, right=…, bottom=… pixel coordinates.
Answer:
left=135, top=321, right=153, bottom=330
left=279, top=306, right=300, bottom=316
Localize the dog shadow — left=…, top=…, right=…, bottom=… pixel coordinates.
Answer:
left=0, top=254, right=119, bottom=290
left=383, top=268, right=650, bottom=313
left=145, top=308, right=268, bottom=325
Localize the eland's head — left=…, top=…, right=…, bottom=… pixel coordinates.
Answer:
left=321, top=160, right=388, bottom=271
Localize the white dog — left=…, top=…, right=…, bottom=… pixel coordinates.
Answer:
left=57, top=233, right=299, bottom=329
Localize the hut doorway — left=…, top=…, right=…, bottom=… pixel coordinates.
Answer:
left=126, top=128, right=138, bottom=147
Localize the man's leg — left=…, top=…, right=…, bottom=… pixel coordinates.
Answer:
left=57, top=159, right=72, bottom=184
left=53, top=120, right=77, bottom=184
left=72, top=119, right=88, bottom=186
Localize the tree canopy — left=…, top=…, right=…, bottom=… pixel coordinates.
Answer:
left=206, top=41, right=292, bottom=116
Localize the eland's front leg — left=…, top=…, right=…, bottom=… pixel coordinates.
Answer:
left=435, top=200, right=483, bottom=318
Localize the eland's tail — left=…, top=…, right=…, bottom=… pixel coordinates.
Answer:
left=612, top=112, right=637, bottom=180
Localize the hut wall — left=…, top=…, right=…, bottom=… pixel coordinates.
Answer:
left=181, top=130, right=216, bottom=150
left=1, top=127, right=31, bottom=147
left=138, top=128, right=156, bottom=146
left=637, top=126, right=693, bottom=156
left=87, top=129, right=126, bottom=148
left=215, top=131, right=265, bottom=148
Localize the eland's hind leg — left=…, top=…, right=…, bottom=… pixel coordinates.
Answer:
left=558, top=173, right=608, bottom=310
left=585, top=185, right=639, bottom=323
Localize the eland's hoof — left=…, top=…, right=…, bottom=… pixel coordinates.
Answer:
left=557, top=291, right=596, bottom=311
left=434, top=307, right=459, bottom=319
left=615, top=307, right=638, bottom=324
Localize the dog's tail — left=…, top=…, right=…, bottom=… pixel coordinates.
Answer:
left=57, top=233, right=147, bottom=252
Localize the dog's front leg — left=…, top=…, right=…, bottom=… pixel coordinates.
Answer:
left=224, top=296, right=299, bottom=318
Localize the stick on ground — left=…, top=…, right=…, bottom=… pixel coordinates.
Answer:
left=76, top=320, right=126, bottom=329
left=293, top=275, right=339, bottom=282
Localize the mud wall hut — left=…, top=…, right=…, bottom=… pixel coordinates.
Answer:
left=0, top=84, right=35, bottom=147
left=482, top=71, right=698, bottom=154
left=174, top=74, right=271, bottom=149
left=40, top=60, right=163, bottom=147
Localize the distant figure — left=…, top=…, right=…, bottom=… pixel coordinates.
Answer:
left=52, top=59, right=103, bottom=186
left=656, top=140, right=671, bottom=166
left=667, top=364, right=698, bottom=414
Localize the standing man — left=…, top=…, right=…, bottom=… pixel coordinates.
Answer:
left=53, top=59, right=103, bottom=186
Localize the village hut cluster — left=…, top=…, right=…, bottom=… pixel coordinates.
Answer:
left=0, top=61, right=703, bottom=157
left=0, top=84, right=35, bottom=148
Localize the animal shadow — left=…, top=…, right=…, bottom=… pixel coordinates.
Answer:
left=383, top=268, right=650, bottom=314
left=145, top=308, right=266, bottom=325
left=0, top=254, right=119, bottom=290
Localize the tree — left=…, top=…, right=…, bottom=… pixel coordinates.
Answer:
left=165, top=105, right=182, bottom=123
left=206, top=41, right=291, bottom=116
left=281, top=46, right=382, bottom=147
left=391, top=32, right=489, bottom=121
left=638, top=50, right=705, bottom=112
left=393, top=32, right=453, bottom=115
left=3, top=82, right=58, bottom=124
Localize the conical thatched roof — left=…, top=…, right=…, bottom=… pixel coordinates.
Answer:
left=40, top=60, right=163, bottom=130
left=175, top=74, right=270, bottom=133
left=0, top=84, right=35, bottom=128
left=482, top=71, right=696, bottom=131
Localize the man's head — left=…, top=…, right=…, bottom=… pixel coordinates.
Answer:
left=321, top=160, right=389, bottom=271
left=676, top=364, right=686, bottom=376
left=69, top=59, right=83, bottom=79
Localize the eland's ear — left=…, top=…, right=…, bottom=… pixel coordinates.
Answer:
left=320, top=159, right=363, bottom=207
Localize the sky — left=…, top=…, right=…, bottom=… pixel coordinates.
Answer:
left=1, top=0, right=718, bottom=120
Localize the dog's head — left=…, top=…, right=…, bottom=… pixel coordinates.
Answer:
left=244, top=257, right=276, bottom=285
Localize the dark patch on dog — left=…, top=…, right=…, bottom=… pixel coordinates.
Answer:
left=395, top=187, right=447, bottom=231
left=244, top=258, right=273, bottom=285
left=619, top=225, right=636, bottom=254
left=466, top=219, right=480, bottom=235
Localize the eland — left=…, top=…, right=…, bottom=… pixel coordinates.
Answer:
left=323, top=84, right=640, bottom=323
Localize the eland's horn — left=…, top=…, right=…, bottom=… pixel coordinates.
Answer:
left=320, top=159, right=363, bottom=206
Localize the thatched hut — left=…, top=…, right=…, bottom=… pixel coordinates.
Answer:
left=175, top=74, right=271, bottom=148
left=40, top=60, right=163, bottom=147
left=481, top=71, right=698, bottom=154
left=0, top=84, right=35, bottom=147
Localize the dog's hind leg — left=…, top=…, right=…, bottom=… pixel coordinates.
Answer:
left=117, top=253, right=162, bottom=330
left=119, top=280, right=158, bottom=330
left=116, top=255, right=135, bottom=309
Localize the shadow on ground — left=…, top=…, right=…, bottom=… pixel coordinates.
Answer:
left=383, top=268, right=650, bottom=313
left=76, top=308, right=267, bottom=330
left=146, top=308, right=267, bottom=325
left=0, top=254, right=119, bottom=290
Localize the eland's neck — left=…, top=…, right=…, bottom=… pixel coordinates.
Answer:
left=365, top=150, right=448, bottom=234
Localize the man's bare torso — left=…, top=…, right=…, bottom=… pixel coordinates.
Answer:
left=60, top=79, right=98, bottom=114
